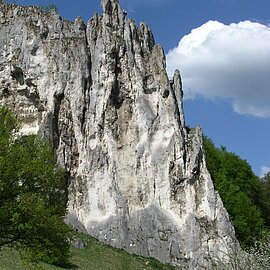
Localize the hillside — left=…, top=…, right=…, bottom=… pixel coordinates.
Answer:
left=0, top=233, right=176, bottom=270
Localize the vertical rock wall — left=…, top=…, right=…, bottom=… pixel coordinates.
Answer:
left=0, top=0, right=236, bottom=268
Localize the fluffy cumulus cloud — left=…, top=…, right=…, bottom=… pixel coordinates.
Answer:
left=166, top=20, right=270, bottom=117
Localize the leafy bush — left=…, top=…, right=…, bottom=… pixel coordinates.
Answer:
left=203, top=137, right=265, bottom=246
left=0, top=107, right=70, bottom=266
left=215, top=232, right=270, bottom=270
left=258, top=172, right=270, bottom=226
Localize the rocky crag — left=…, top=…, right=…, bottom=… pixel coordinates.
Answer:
left=0, top=0, right=236, bottom=268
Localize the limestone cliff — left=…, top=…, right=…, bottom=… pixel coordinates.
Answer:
left=0, top=0, right=236, bottom=268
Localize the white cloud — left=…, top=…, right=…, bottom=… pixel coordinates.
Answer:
left=166, top=20, right=270, bottom=118
left=260, top=166, right=270, bottom=178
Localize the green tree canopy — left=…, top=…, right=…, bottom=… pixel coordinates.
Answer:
left=259, top=172, right=270, bottom=227
left=203, top=136, right=265, bottom=246
left=0, top=107, right=70, bottom=266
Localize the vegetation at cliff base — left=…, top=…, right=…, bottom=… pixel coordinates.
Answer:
left=203, top=136, right=270, bottom=246
left=0, top=107, right=70, bottom=266
left=0, top=232, right=176, bottom=270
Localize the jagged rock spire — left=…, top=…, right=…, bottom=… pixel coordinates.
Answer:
left=101, top=0, right=119, bottom=14
left=171, top=70, right=185, bottom=126
left=0, top=2, right=237, bottom=269
left=99, top=0, right=126, bottom=32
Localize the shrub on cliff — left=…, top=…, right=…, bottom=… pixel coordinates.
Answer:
left=0, top=107, right=70, bottom=266
left=215, top=232, right=270, bottom=270
left=41, top=4, right=58, bottom=13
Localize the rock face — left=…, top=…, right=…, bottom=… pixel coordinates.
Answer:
left=0, top=0, right=236, bottom=268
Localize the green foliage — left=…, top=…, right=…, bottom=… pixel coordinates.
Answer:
left=203, top=136, right=265, bottom=246
left=0, top=232, right=177, bottom=270
left=0, top=107, right=70, bottom=266
left=0, top=107, right=17, bottom=150
left=258, top=172, right=270, bottom=226
left=215, top=231, right=270, bottom=270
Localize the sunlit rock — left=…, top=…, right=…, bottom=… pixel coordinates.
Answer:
left=0, top=1, right=237, bottom=268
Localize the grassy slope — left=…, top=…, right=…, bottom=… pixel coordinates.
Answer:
left=0, top=233, right=177, bottom=270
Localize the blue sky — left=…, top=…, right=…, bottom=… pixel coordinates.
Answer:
left=7, top=0, right=270, bottom=176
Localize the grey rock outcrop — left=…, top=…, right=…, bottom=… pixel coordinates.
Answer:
left=0, top=0, right=237, bottom=268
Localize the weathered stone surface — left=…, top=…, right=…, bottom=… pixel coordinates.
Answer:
left=0, top=1, right=237, bottom=268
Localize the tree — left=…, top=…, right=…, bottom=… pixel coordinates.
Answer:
left=203, top=136, right=264, bottom=246
left=215, top=232, right=270, bottom=270
left=258, top=172, right=270, bottom=227
left=0, top=107, right=70, bottom=266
